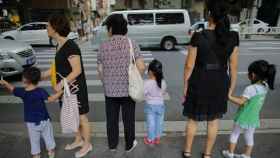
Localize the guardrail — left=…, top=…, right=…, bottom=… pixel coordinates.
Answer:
left=239, top=27, right=280, bottom=35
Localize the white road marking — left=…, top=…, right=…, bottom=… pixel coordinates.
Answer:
left=248, top=47, right=280, bottom=50
left=180, top=50, right=188, bottom=55
left=0, top=92, right=170, bottom=103
left=239, top=52, right=280, bottom=56
left=38, top=63, right=149, bottom=68
left=12, top=79, right=102, bottom=87
left=36, top=57, right=154, bottom=63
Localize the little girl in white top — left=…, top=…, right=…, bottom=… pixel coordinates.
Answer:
left=144, top=59, right=167, bottom=145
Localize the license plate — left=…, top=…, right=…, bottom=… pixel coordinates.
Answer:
left=26, top=57, right=35, bottom=65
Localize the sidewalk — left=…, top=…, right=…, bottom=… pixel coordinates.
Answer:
left=0, top=132, right=279, bottom=158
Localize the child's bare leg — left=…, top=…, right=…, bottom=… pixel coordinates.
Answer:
left=229, top=143, right=237, bottom=153
left=244, top=145, right=253, bottom=157
left=32, top=154, right=40, bottom=158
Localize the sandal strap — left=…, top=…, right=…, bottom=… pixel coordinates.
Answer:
left=202, top=153, right=212, bottom=158
left=182, top=151, right=192, bottom=157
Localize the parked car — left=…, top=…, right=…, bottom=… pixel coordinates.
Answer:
left=188, top=21, right=208, bottom=36
left=231, top=19, right=269, bottom=33
left=0, top=38, right=36, bottom=77
left=0, top=22, right=79, bottom=46
left=93, top=9, right=191, bottom=50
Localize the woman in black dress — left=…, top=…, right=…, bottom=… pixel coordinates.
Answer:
left=182, top=1, right=239, bottom=158
left=42, top=15, right=92, bottom=158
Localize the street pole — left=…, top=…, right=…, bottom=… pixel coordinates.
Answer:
left=249, top=0, right=258, bottom=27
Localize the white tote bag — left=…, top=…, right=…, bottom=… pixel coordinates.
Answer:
left=60, top=78, right=80, bottom=134
left=128, top=39, right=144, bottom=102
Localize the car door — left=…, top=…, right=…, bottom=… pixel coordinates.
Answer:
left=127, top=13, right=155, bottom=46
left=16, top=24, right=36, bottom=44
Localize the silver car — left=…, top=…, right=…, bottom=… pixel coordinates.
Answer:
left=1, top=22, right=79, bottom=46
left=0, top=38, right=36, bottom=77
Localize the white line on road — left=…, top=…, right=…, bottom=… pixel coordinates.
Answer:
left=1, top=119, right=279, bottom=136
left=239, top=52, right=280, bottom=56
left=36, top=57, right=155, bottom=63
left=38, top=63, right=98, bottom=68
left=0, top=92, right=170, bottom=103
left=248, top=47, right=280, bottom=50
left=12, top=80, right=102, bottom=87
left=35, top=54, right=97, bottom=58
left=38, top=63, right=149, bottom=68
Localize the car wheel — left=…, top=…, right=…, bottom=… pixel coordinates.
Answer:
left=4, top=36, right=14, bottom=40
left=257, top=28, right=265, bottom=33
left=161, top=37, right=176, bottom=51
left=49, top=38, right=58, bottom=47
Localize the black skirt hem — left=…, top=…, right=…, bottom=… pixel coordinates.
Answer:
left=183, top=112, right=224, bottom=121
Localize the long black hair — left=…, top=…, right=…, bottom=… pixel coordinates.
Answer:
left=248, top=60, right=277, bottom=90
left=148, top=59, right=164, bottom=88
left=207, top=0, right=230, bottom=45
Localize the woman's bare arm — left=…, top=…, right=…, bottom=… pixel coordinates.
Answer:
left=229, top=47, right=239, bottom=96
left=183, top=46, right=197, bottom=96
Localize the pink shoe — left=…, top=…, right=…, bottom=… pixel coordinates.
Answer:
left=144, top=137, right=154, bottom=145
left=154, top=137, right=160, bottom=145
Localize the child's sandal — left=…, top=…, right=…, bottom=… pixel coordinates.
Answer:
left=182, top=151, right=192, bottom=158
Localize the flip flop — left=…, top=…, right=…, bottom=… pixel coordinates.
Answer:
left=64, top=141, right=84, bottom=151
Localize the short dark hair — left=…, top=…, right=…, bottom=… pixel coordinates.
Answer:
left=48, top=14, right=71, bottom=37
left=104, top=14, right=128, bottom=35
left=22, top=67, right=41, bottom=85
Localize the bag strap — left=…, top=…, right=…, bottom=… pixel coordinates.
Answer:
left=57, top=73, right=71, bottom=97
left=128, top=38, right=136, bottom=65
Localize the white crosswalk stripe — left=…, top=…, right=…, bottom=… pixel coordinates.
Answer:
left=0, top=93, right=170, bottom=103
left=36, top=57, right=155, bottom=63
left=0, top=48, right=171, bottom=104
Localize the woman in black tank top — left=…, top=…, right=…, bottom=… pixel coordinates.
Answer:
left=182, top=1, right=239, bottom=158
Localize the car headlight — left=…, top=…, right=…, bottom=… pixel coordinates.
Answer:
left=0, top=52, right=13, bottom=60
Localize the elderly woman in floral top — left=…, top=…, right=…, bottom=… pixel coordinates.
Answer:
left=97, top=14, right=146, bottom=152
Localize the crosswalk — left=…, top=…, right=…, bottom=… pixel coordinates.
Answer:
left=0, top=47, right=170, bottom=104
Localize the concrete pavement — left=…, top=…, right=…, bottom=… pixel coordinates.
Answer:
left=0, top=133, right=279, bottom=158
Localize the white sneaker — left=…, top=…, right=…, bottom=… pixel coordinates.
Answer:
left=222, top=150, right=235, bottom=158
left=235, top=154, right=251, bottom=158
left=126, top=140, right=138, bottom=153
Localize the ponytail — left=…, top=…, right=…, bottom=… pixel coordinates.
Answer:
left=155, top=71, right=163, bottom=88
left=248, top=60, right=277, bottom=90
left=207, top=0, right=230, bottom=45
left=266, top=64, right=276, bottom=90
left=215, top=16, right=230, bottom=45
left=148, top=59, right=164, bottom=89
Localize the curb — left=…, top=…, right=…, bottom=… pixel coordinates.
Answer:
left=1, top=119, right=280, bottom=138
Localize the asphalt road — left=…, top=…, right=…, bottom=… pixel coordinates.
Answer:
left=0, top=40, right=279, bottom=122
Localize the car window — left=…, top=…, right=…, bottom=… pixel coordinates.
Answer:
left=127, top=13, right=154, bottom=25
left=198, top=24, right=205, bottom=29
left=156, top=13, right=184, bottom=25
left=240, top=21, right=246, bottom=25
left=36, top=24, right=47, bottom=30
left=254, top=20, right=260, bottom=24
left=20, top=24, right=35, bottom=31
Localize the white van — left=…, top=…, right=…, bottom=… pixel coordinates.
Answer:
left=93, top=9, right=191, bottom=50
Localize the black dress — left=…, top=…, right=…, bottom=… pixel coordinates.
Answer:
left=183, top=30, right=239, bottom=121
left=55, top=39, right=89, bottom=115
